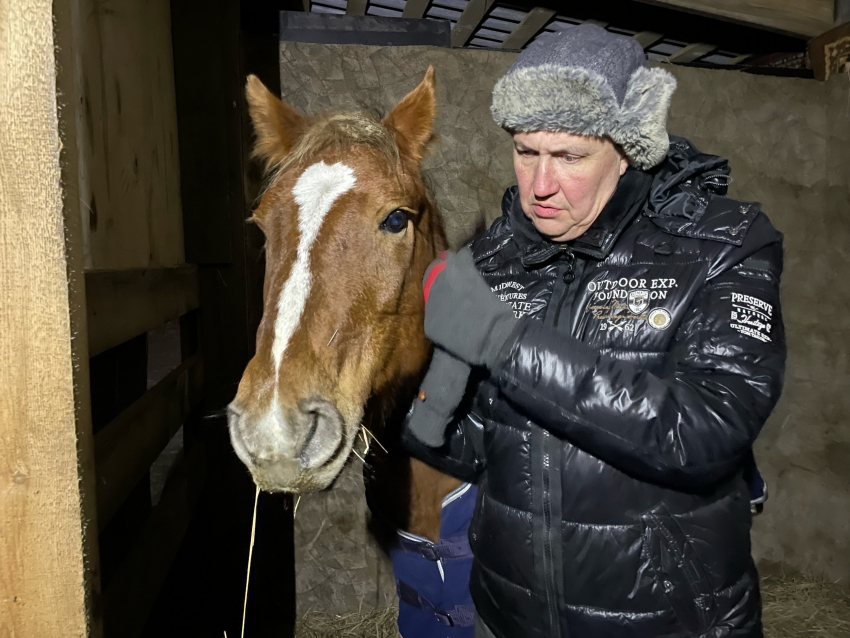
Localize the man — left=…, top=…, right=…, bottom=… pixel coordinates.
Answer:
left=404, top=24, right=785, bottom=638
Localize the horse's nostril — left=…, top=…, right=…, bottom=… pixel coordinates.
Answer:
left=296, top=398, right=343, bottom=469
left=300, top=411, right=320, bottom=457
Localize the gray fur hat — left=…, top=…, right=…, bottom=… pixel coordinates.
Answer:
left=491, top=24, right=677, bottom=169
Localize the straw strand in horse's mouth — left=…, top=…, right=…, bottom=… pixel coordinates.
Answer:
left=360, top=424, right=387, bottom=453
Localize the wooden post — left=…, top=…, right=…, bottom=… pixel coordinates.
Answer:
left=0, top=0, right=99, bottom=635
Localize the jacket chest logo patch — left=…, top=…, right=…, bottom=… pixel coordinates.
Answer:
left=628, top=290, right=649, bottom=314
left=586, top=277, right=677, bottom=332
left=491, top=281, right=532, bottom=318
left=730, top=293, right=773, bottom=342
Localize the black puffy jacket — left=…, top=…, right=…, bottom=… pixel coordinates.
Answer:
left=405, top=137, right=786, bottom=638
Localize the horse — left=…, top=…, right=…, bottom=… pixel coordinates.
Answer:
left=227, top=67, right=463, bottom=551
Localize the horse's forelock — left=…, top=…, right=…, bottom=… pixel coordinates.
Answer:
left=262, top=111, right=402, bottom=190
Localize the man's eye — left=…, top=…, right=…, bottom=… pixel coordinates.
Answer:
left=380, top=209, right=409, bottom=234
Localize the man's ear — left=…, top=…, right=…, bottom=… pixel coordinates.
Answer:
left=245, top=74, right=306, bottom=171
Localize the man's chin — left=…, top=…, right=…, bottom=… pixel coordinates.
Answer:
left=528, top=213, right=575, bottom=242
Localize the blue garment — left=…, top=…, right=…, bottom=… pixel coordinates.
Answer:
left=391, top=483, right=477, bottom=638
left=744, top=450, right=768, bottom=514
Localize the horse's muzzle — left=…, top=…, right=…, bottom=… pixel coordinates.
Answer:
left=227, top=397, right=345, bottom=490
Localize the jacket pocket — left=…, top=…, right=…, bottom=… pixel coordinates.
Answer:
left=642, top=503, right=718, bottom=634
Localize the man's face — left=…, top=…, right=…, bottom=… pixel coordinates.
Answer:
left=513, top=131, right=629, bottom=242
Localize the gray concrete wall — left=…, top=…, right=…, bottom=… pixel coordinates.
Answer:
left=280, top=41, right=850, bottom=612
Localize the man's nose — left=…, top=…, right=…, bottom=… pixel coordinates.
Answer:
left=533, top=157, right=558, bottom=199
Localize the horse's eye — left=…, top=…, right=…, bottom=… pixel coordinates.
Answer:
left=380, top=209, right=409, bottom=234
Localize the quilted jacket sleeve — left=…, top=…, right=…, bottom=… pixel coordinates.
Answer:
left=495, top=234, right=786, bottom=490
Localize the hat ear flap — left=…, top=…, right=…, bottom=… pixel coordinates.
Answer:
left=614, top=67, right=677, bottom=170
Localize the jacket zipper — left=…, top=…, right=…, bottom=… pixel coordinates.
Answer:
left=553, top=255, right=585, bottom=331
left=541, top=252, right=584, bottom=637
left=542, top=432, right=561, bottom=637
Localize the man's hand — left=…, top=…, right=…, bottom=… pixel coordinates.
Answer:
left=422, top=247, right=518, bottom=369
left=406, top=347, right=472, bottom=447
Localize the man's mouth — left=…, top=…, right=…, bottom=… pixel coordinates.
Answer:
left=532, top=204, right=562, bottom=219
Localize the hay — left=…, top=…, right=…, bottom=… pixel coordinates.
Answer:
left=293, top=574, right=850, bottom=638
left=762, top=573, right=850, bottom=637
left=295, top=607, right=400, bottom=638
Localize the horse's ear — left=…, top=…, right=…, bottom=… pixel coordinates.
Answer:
left=245, top=74, right=306, bottom=170
left=382, top=65, right=436, bottom=164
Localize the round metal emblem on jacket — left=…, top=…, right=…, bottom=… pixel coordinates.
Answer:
left=647, top=308, right=672, bottom=330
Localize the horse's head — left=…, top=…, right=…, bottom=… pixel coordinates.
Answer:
left=229, top=68, right=445, bottom=493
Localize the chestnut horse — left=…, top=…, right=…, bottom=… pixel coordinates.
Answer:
left=228, top=67, right=461, bottom=542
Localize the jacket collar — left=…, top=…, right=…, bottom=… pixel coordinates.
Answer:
left=506, top=167, right=652, bottom=264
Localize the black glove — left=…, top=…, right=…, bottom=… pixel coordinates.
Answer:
left=423, top=247, right=518, bottom=369
left=405, top=347, right=471, bottom=447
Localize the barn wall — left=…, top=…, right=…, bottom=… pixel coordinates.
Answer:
left=279, top=41, right=850, bottom=611
left=72, top=0, right=184, bottom=270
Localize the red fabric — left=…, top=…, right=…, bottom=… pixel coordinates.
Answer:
left=423, top=260, right=447, bottom=304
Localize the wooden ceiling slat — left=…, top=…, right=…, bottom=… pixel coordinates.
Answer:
left=347, top=0, right=368, bottom=14
left=501, top=7, right=556, bottom=49
left=451, top=0, right=496, bottom=47
left=665, top=41, right=717, bottom=62
left=402, top=0, right=431, bottom=18
left=633, top=31, right=664, bottom=49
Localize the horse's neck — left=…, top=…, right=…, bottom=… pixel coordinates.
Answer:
left=407, top=457, right=462, bottom=541
left=363, top=382, right=461, bottom=543
left=364, top=213, right=459, bottom=542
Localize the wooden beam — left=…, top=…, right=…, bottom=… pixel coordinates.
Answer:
left=633, top=31, right=664, bottom=49
left=53, top=0, right=106, bottom=633
left=1, top=0, right=94, bottom=634
left=726, top=53, right=753, bottom=65
left=809, top=20, right=850, bottom=80
left=347, top=0, right=367, bottom=14
left=451, top=0, right=495, bottom=47
left=94, top=355, right=203, bottom=529
left=402, top=0, right=430, bottom=18
left=666, top=42, right=717, bottom=63
left=632, top=0, right=833, bottom=38
left=583, top=19, right=609, bottom=27
left=85, top=265, right=200, bottom=357
left=102, top=444, right=206, bottom=638
left=501, top=7, right=556, bottom=49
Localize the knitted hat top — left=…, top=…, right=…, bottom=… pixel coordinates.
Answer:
left=491, top=24, right=677, bottom=169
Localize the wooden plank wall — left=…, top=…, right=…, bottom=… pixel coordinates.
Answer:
left=51, top=0, right=206, bottom=634
left=0, top=0, right=94, bottom=636
left=74, top=0, right=184, bottom=270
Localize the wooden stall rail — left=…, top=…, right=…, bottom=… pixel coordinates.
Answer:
left=86, top=266, right=200, bottom=357
left=84, top=266, right=205, bottom=638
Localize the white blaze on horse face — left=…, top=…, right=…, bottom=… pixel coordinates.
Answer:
left=271, top=161, right=357, bottom=376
